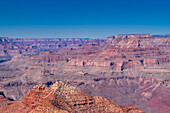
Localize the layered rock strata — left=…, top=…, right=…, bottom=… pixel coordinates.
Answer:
left=0, top=81, right=144, bottom=113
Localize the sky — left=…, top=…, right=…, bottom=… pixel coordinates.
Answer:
left=0, top=0, right=170, bottom=38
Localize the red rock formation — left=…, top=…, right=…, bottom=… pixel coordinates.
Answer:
left=0, top=92, right=13, bottom=107
left=0, top=81, right=144, bottom=113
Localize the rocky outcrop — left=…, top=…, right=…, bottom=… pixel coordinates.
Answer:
left=0, top=81, right=144, bottom=113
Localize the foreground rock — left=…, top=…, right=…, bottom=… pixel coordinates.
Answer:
left=0, top=81, right=144, bottom=113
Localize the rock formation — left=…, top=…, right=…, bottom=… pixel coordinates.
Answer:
left=0, top=81, right=144, bottom=113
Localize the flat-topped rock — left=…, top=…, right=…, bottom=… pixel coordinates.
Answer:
left=115, top=34, right=152, bottom=39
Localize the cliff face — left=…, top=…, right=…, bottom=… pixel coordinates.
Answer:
left=0, top=81, right=144, bottom=113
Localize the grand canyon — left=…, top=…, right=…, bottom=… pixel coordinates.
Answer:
left=0, top=34, right=170, bottom=113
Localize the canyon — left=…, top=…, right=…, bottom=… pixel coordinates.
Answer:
left=0, top=34, right=170, bottom=113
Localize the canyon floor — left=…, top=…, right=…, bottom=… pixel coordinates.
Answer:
left=0, top=34, right=170, bottom=113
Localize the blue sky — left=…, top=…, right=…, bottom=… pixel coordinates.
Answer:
left=0, top=0, right=170, bottom=38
